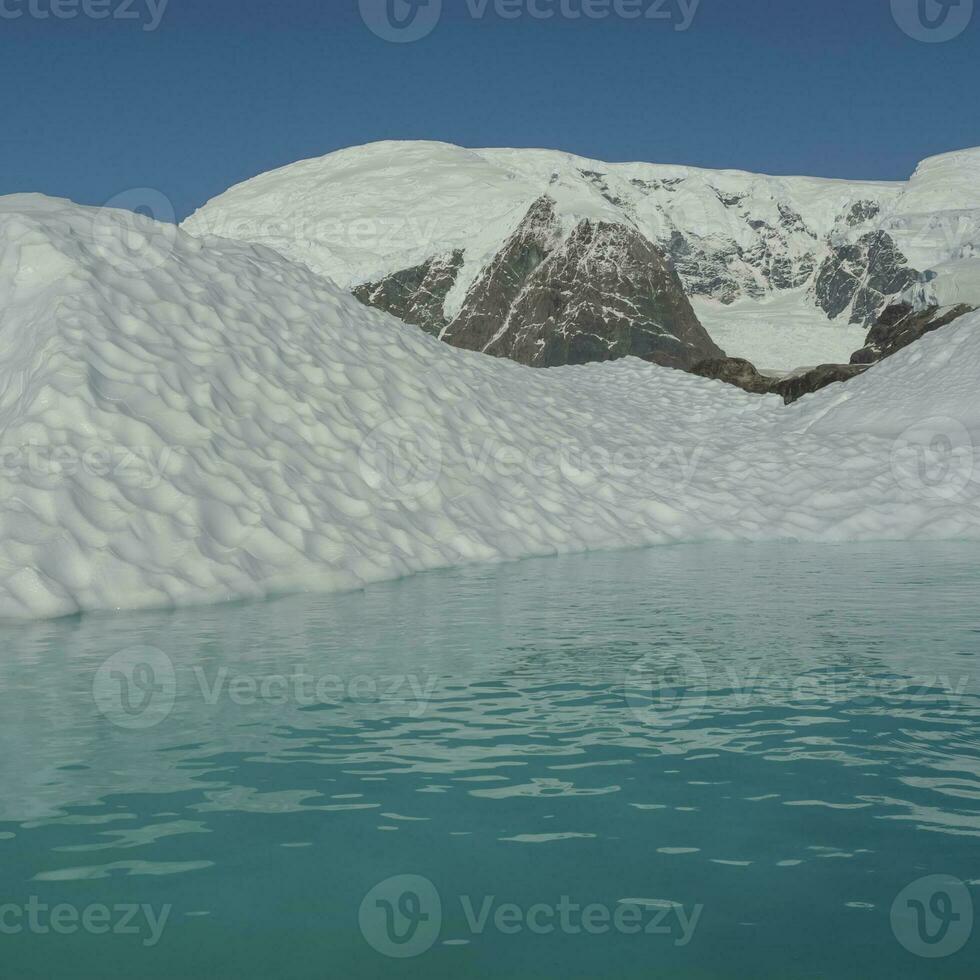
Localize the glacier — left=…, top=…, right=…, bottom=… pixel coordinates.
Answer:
left=0, top=193, right=978, bottom=620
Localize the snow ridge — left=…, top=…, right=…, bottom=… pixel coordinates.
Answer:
left=1, top=193, right=978, bottom=620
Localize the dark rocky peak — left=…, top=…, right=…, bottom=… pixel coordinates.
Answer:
left=813, top=230, right=918, bottom=325
left=851, top=301, right=976, bottom=364
left=475, top=217, right=724, bottom=370
left=353, top=249, right=465, bottom=336
left=357, top=193, right=724, bottom=372
left=440, top=195, right=564, bottom=353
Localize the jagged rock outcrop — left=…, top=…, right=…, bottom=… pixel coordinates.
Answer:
left=360, top=196, right=725, bottom=371
left=845, top=200, right=882, bottom=226
left=663, top=231, right=743, bottom=304
left=694, top=296, right=973, bottom=402
left=691, top=357, right=868, bottom=404
left=772, top=364, right=869, bottom=404
left=659, top=202, right=821, bottom=305
left=851, top=301, right=976, bottom=364
left=440, top=196, right=562, bottom=353
left=353, top=250, right=464, bottom=336
left=813, top=231, right=918, bottom=325
left=457, top=208, right=724, bottom=369
left=688, top=357, right=774, bottom=395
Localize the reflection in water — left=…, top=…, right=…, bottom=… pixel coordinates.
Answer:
left=0, top=542, right=978, bottom=978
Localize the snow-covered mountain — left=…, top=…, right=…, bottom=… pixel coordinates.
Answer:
left=365, top=193, right=724, bottom=370
left=1, top=193, right=979, bottom=619
left=183, top=141, right=980, bottom=369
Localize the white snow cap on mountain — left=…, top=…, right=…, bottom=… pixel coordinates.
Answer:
left=182, top=141, right=980, bottom=367
left=882, top=148, right=980, bottom=310
left=0, top=193, right=978, bottom=619
left=182, top=140, right=898, bottom=292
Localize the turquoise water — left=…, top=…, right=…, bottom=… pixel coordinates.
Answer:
left=1, top=542, right=978, bottom=978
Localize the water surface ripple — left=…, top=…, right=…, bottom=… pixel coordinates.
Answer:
left=1, top=542, right=978, bottom=978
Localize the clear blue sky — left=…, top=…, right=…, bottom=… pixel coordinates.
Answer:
left=1, top=0, right=977, bottom=220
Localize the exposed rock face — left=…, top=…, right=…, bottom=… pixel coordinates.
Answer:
left=813, top=231, right=918, bottom=325
left=663, top=230, right=742, bottom=304
left=687, top=357, right=774, bottom=395
left=348, top=196, right=962, bottom=397
left=456, top=213, right=724, bottom=369
left=659, top=201, right=821, bottom=306
left=361, top=196, right=725, bottom=371
left=691, top=357, right=868, bottom=404
left=846, top=200, right=882, bottom=226
left=440, top=196, right=562, bottom=353
left=851, top=301, right=976, bottom=364
left=771, top=364, right=869, bottom=404
left=353, top=250, right=464, bottom=336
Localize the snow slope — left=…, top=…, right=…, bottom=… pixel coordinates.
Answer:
left=182, top=140, right=899, bottom=300
left=0, top=194, right=978, bottom=620
left=182, top=141, right=980, bottom=367
left=882, top=148, right=980, bottom=312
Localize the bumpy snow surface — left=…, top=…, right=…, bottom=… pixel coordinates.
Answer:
left=1, top=194, right=978, bottom=619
